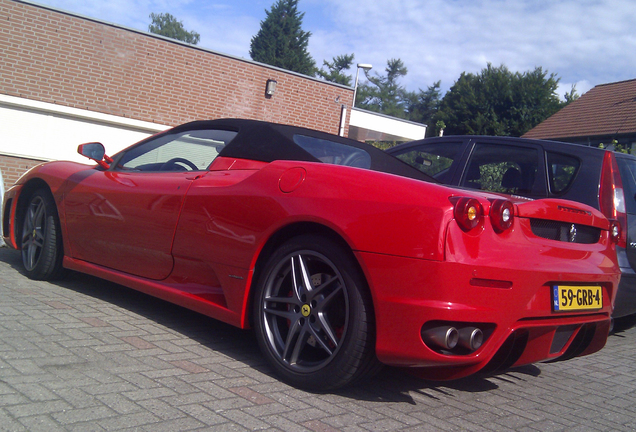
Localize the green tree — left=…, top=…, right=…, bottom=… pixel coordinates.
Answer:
left=148, top=12, right=200, bottom=45
left=563, top=85, right=580, bottom=104
left=404, top=81, right=442, bottom=133
left=249, top=0, right=316, bottom=76
left=600, top=140, right=630, bottom=154
left=317, top=54, right=355, bottom=86
left=433, top=64, right=565, bottom=136
left=356, top=59, right=409, bottom=118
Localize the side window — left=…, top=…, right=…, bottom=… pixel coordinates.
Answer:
left=391, top=142, right=463, bottom=182
left=546, top=152, right=580, bottom=194
left=461, top=143, right=539, bottom=195
left=118, top=129, right=237, bottom=171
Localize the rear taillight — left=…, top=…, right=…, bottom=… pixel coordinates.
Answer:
left=489, top=199, right=514, bottom=233
left=452, top=197, right=484, bottom=231
left=599, top=152, right=627, bottom=248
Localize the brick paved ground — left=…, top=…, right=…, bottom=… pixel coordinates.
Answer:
left=1, top=246, right=636, bottom=431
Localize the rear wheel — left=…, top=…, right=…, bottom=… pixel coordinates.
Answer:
left=20, top=189, right=65, bottom=280
left=253, top=235, right=379, bottom=391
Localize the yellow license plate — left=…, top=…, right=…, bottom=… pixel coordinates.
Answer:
left=553, top=285, right=602, bottom=311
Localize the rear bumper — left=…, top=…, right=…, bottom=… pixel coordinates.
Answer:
left=356, top=221, right=619, bottom=380
left=407, top=317, right=609, bottom=381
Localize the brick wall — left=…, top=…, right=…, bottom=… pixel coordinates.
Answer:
left=0, top=0, right=352, bottom=141
left=1, top=154, right=45, bottom=191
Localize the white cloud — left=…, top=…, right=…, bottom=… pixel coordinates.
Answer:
left=307, top=0, right=636, bottom=93
left=558, top=80, right=594, bottom=100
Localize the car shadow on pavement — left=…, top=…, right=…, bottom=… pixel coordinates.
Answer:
left=332, top=364, right=541, bottom=404
left=1, top=247, right=541, bottom=402
left=0, top=247, right=264, bottom=363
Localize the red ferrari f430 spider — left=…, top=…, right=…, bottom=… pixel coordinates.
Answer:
left=2, top=119, right=620, bottom=390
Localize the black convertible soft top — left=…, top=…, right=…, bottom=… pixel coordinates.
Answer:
left=159, top=118, right=434, bottom=183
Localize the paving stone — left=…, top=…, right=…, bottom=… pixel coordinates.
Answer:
left=136, top=398, right=188, bottom=421
left=18, top=414, right=67, bottom=432
left=0, top=408, right=29, bottom=432
left=96, top=411, right=161, bottom=431
left=178, top=403, right=228, bottom=425
left=51, top=387, right=100, bottom=409
left=138, top=417, right=207, bottom=431
left=52, top=406, right=118, bottom=425
left=2, top=247, right=636, bottom=430
left=303, top=419, right=342, bottom=432
left=220, top=408, right=272, bottom=429
left=5, top=400, right=72, bottom=419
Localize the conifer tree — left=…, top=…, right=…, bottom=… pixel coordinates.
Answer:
left=317, top=54, right=355, bottom=86
left=249, top=0, right=315, bottom=76
left=356, top=59, right=409, bottom=118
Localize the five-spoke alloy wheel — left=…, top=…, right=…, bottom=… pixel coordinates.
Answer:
left=20, top=189, right=64, bottom=280
left=254, top=235, right=378, bottom=390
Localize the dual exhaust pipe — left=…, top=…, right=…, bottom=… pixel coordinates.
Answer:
left=422, top=325, right=484, bottom=352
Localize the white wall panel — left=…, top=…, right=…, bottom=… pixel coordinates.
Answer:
left=0, top=95, right=169, bottom=163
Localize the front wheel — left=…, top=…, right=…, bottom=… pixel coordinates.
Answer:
left=253, top=235, right=379, bottom=390
left=20, top=189, right=65, bottom=280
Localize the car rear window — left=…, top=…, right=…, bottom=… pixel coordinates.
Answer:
left=391, top=142, right=463, bottom=182
left=461, top=143, right=539, bottom=195
left=546, top=152, right=580, bottom=194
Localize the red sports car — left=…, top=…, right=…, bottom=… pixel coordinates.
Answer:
left=2, top=119, right=620, bottom=390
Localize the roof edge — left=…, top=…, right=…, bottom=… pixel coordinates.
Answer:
left=593, top=78, right=636, bottom=88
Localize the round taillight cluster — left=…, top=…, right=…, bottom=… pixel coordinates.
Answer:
left=451, top=197, right=515, bottom=233
left=453, top=197, right=484, bottom=232
left=490, top=199, right=515, bottom=233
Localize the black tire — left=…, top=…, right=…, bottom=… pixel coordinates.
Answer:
left=20, top=189, right=65, bottom=280
left=253, top=234, right=379, bottom=391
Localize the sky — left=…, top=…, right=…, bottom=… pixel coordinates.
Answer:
left=28, top=0, right=636, bottom=99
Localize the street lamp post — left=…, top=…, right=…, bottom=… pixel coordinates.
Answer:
left=352, top=63, right=372, bottom=107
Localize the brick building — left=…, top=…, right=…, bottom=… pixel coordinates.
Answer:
left=0, top=0, right=355, bottom=189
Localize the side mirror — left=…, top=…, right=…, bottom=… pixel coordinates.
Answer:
left=78, top=142, right=112, bottom=169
